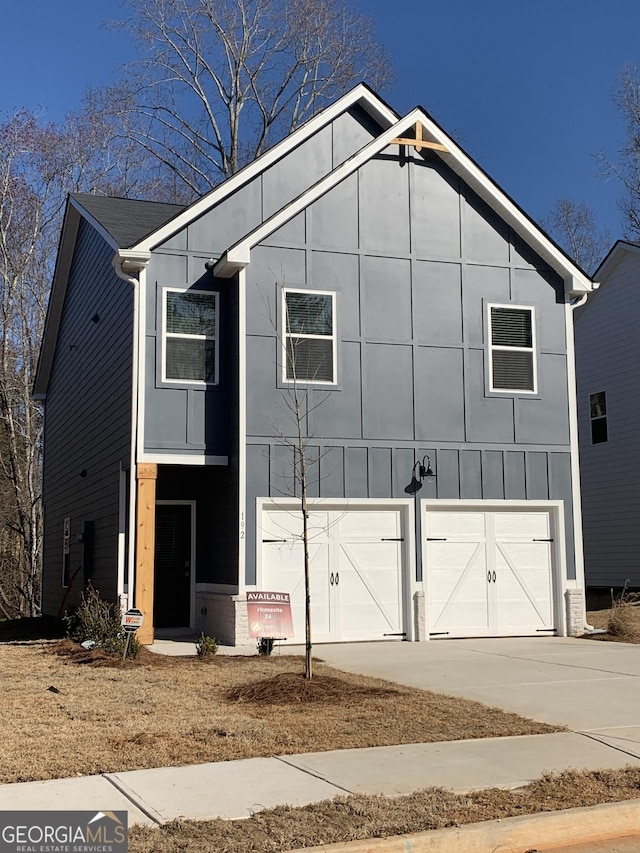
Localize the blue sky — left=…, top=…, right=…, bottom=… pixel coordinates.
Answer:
left=2, top=0, right=639, bottom=239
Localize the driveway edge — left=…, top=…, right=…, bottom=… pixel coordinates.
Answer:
left=291, top=798, right=640, bottom=852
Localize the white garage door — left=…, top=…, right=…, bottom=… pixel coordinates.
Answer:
left=425, top=509, right=556, bottom=638
left=260, top=505, right=406, bottom=643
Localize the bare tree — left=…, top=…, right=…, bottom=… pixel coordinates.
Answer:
left=542, top=198, right=611, bottom=276
left=0, top=106, right=163, bottom=618
left=107, top=0, right=393, bottom=196
left=595, top=66, right=640, bottom=239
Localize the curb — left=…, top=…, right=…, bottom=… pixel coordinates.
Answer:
left=291, top=798, right=640, bottom=852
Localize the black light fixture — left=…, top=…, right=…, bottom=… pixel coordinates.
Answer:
left=404, top=455, right=436, bottom=495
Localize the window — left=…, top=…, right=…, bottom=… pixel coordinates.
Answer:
left=62, top=516, right=70, bottom=588
left=590, top=391, right=607, bottom=444
left=283, top=289, right=336, bottom=383
left=488, top=304, right=536, bottom=393
left=163, top=289, right=218, bottom=384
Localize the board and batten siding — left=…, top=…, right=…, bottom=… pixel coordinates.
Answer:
left=243, top=148, right=576, bottom=586
left=143, top=106, right=381, bottom=459
left=576, top=251, right=640, bottom=587
left=41, top=220, right=133, bottom=615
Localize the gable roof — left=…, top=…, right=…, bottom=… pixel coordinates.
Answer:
left=35, top=84, right=596, bottom=398
left=214, top=105, right=594, bottom=295
left=71, top=194, right=184, bottom=250
left=594, top=239, right=640, bottom=280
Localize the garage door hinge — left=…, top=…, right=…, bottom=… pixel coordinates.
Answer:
left=381, top=537, right=404, bottom=541
left=427, top=537, right=447, bottom=541
left=262, top=538, right=288, bottom=543
left=536, top=628, right=557, bottom=633
left=533, top=538, right=554, bottom=542
left=429, top=631, right=450, bottom=636
left=383, top=632, right=406, bottom=637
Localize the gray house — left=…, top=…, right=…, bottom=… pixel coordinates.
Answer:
left=35, top=85, right=594, bottom=645
left=575, top=240, right=640, bottom=589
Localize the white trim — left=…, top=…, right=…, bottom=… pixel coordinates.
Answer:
left=420, top=499, right=568, bottom=638
left=132, top=86, right=399, bottom=253
left=136, top=266, right=147, bottom=466
left=214, top=108, right=593, bottom=294
left=238, top=268, right=247, bottom=595
left=255, top=497, right=416, bottom=642
left=565, top=299, right=587, bottom=597
left=139, top=453, right=228, bottom=466
left=282, top=288, right=337, bottom=385
left=117, top=465, right=127, bottom=598
left=487, top=303, right=538, bottom=394
left=69, top=196, right=120, bottom=253
left=161, top=287, right=220, bottom=385
left=156, top=499, right=197, bottom=630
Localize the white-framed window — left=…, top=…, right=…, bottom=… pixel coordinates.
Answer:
left=488, top=303, right=537, bottom=394
left=162, top=288, right=219, bottom=385
left=283, top=288, right=336, bottom=384
left=590, top=391, right=607, bottom=444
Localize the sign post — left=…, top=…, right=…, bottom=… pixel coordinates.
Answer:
left=121, top=608, right=144, bottom=663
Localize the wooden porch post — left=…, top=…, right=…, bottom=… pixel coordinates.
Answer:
left=134, top=463, right=157, bottom=645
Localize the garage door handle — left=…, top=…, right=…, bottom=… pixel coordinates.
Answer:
left=492, top=571, right=496, bottom=583
left=487, top=571, right=497, bottom=583
left=330, top=572, right=334, bottom=586
left=487, top=571, right=492, bottom=583
left=335, top=572, right=339, bottom=586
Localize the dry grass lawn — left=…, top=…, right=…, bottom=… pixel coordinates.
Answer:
left=586, top=588, right=640, bottom=643
left=0, top=639, right=560, bottom=783
left=129, top=767, right=640, bottom=853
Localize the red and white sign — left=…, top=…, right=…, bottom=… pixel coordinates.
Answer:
left=247, top=591, right=294, bottom=639
left=121, top=608, right=144, bottom=633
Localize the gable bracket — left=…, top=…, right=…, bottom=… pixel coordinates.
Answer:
left=391, top=123, right=448, bottom=153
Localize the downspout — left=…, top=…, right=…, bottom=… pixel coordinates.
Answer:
left=112, top=252, right=150, bottom=609
left=566, top=289, right=593, bottom=632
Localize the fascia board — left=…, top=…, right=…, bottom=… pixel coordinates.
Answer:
left=593, top=239, right=640, bottom=280
left=69, top=196, right=120, bottom=252
left=33, top=202, right=81, bottom=397
left=131, top=85, right=399, bottom=253
left=220, top=106, right=593, bottom=294
left=219, top=108, right=429, bottom=266
left=411, top=113, right=594, bottom=294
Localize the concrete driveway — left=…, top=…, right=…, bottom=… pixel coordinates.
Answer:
left=309, top=637, right=640, bottom=758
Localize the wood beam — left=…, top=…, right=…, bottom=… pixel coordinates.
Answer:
left=391, top=122, right=448, bottom=153
left=134, top=462, right=157, bottom=645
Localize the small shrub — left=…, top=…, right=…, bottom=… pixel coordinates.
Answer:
left=257, top=637, right=275, bottom=656
left=196, top=632, right=218, bottom=657
left=607, top=585, right=640, bottom=642
left=64, top=585, right=139, bottom=658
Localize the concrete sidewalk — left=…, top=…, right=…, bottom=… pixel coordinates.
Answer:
left=0, top=730, right=639, bottom=826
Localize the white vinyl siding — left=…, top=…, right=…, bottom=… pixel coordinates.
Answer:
left=162, top=288, right=219, bottom=385
left=488, top=304, right=537, bottom=394
left=283, top=288, right=336, bottom=384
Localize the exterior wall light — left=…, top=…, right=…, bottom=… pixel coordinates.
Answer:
left=404, top=455, right=436, bottom=495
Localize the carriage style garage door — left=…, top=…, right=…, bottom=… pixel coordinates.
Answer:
left=259, top=503, right=407, bottom=643
left=424, top=505, right=559, bottom=638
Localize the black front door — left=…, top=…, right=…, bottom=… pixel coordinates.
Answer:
left=154, top=503, right=192, bottom=628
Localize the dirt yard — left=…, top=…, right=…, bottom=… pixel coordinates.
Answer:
left=0, top=639, right=561, bottom=783
left=129, top=767, right=640, bottom=853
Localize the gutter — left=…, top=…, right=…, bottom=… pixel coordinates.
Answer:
left=567, top=288, right=595, bottom=633
left=112, top=250, right=151, bottom=608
